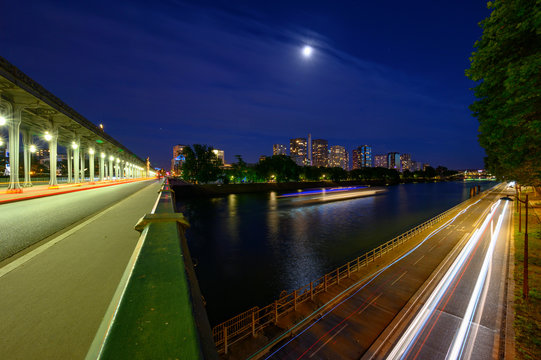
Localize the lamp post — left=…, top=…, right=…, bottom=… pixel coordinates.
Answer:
left=513, top=188, right=530, bottom=300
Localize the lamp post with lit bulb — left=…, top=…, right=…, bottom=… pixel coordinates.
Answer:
left=22, top=129, right=33, bottom=187
left=88, top=147, right=95, bottom=182
left=44, top=128, right=59, bottom=188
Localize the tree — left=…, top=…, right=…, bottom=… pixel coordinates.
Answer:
left=181, top=144, right=223, bottom=184
left=255, top=155, right=299, bottom=182
left=466, top=0, right=540, bottom=186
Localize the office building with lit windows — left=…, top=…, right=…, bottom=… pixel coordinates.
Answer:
left=273, top=144, right=288, bottom=156
left=374, top=154, right=387, bottom=168
left=171, top=144, right=188, bottom=174
left=388, top=152, right=401, bottom=171
left=330, top=145, right=348, bottom=170
left=400, top=153, right=412, bottom=172
left=290, top=138, right=308, bottom=166
left=311, top=139, right=329, bottom=167
left=212, top=149, right=225, bottom=165
left=352, top=145, right=372, bottom=169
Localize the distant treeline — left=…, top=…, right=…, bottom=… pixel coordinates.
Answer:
left=178, top=144, right=459, bottom=184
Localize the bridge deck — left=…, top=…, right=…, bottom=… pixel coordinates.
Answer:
left=0, top=179, right=160, bottom=359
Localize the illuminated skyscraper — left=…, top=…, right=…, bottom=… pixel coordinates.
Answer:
left=352, top=145, right=372, bottom=169
left=400, top=153, right=412, bottom=172
left=374, top=154, right=387, bottom=168
left=312, top=139, right=329, bottom=167
left=290, top=138, right=308, bottom=166
left=273, top=144, right=287, bottom=156
left=171, top=144, right=188, bottom=174
left=387, top=152, right=401, bottom=171
left=330, top=145, right=348, bottom=170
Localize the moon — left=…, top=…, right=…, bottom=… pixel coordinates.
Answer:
left=302, top=45, right=313, bottom=57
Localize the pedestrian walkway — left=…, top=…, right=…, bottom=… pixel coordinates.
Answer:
left=0, top=179, right=161, bottom=359
left=0, top=177, right=154, bottom=204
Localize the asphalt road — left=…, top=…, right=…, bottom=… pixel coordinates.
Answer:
left=254, top=184, right=508, bottom=360
left=0, top=179, right=161, bottom=359
left=380, top=187, right=512, bottom=360
left=0, top=179, right=154, bottom=261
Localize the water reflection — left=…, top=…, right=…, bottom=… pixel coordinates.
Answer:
left=179, top=181, right=496, bottom=325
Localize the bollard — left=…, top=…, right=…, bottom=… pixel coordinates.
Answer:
left=347, top=262, right=351, bottom=278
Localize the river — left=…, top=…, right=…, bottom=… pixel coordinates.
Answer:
left=176, top=180, right=496, bottom=325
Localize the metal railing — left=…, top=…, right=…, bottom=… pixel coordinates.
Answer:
left=211, top=187, right=496, bottom=354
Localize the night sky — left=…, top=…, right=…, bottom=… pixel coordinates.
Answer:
left=1, top=1, right=490, bottom=169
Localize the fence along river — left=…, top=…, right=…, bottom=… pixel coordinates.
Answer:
left=175, top=181, right=495, bottom=328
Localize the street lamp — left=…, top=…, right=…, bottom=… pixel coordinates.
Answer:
left=101, top=152, right=106, bottom=159
left=29, top=145, right=37, bottom=153
left=88, top=148, right=95, bottom=155
left=44, top=131, right=52, bottom=141
left=0, top=115, right=6, bottom=126
left=71, top=141, right=78, bottom=149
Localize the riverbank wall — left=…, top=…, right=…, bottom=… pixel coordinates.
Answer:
left=169, top=179, right=386, bottom=197
left=168, top=178, right=459, bottom=197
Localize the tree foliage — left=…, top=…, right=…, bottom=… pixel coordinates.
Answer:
left=466, top=0, right=541, bottom=185
left=181, top=144, right=223, bottom=184
left=255, top=155, right=299, bottom=182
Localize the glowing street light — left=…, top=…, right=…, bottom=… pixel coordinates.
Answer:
left=44, top=131, right=53, bottom=141
left=0, top=115, right=6, bottom=126
left=302, top=45, right=313, bottom=58
left=71, top=142, right=78, bottom=149
left=88, top=148, right=95, bottom=155
left=0, top=139, right=3, bottom=146
left=109, top=155, right=114, bottom=161
left=101, top=152, right=106, bottom=158
left=29, top=145, right=37, bottom=153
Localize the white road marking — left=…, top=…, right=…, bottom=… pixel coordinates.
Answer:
left=391, top=271, right=408, bottom=286
left=0, top=181, right=157, bottom=279
left=413, top=255, right=425, bottom=265
left=358, top=293, right=383, bottom=314
left=308, top=323, right=349, bottom=358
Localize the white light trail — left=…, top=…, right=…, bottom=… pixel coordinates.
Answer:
left=387, top=200, right=502, bottom=360
left=446, top=200, right=508, bottom=360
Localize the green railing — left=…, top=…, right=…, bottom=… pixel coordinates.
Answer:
left=86, top=178, right=217, bottom=359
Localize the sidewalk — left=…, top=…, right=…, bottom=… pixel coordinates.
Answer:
left=0, top=177, right=155, bottom=204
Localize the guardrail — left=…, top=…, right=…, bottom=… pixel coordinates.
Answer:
left=86, top=178, right=217, bottom=360
left=212, top=185, right=498, bottom=354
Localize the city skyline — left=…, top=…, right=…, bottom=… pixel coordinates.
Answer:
left=0, top=1, right=491, bottom=170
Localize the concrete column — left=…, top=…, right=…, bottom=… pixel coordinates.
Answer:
left=108, top=156, right=114, bottom=181
left=99, top=152, right=105, bottom=181
left=22, top=129, right=32, bottom=187
left=7, top=104, right=22, bottom=193
left=73, top=140, right=80, bottom=183
left=48, top=127, right=59, bottom=188
left=89, top=148, right=95, bottom=182
left=67, top=147, right=72, bottom=183
left=80, top=148, right=85, bottom=182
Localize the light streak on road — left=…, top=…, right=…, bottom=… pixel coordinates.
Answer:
left=250, top=199, right=482, bottom=360
left=446, top=200, right=508, bottom=360
left=386, top=200, right=503, bottom=360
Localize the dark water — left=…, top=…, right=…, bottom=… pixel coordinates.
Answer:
left=176, top=181, right=495, bottom=325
